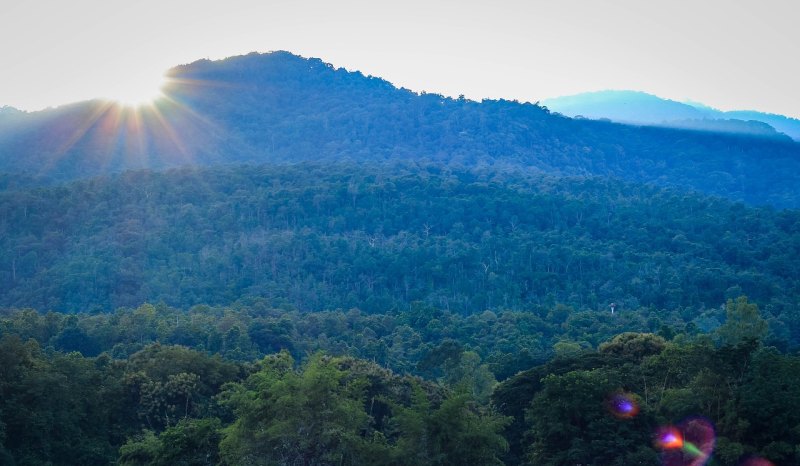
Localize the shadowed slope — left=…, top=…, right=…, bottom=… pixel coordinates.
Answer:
left=0, top=52, right=799, bottom=206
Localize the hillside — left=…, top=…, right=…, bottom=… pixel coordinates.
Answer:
left=1, top=52, right=799, bottom=206
left=2, top=163, right=799, bottom=347
left=543, top=89, right=800, bottom=141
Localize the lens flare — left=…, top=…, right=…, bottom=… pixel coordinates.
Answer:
left=606, top=392, right=640, bottom=419
left=655, top=426, right=684, bottom=450
left=655, top=418, right=715, bottom=466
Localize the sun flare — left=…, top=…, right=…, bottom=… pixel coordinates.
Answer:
left=106, top=72, right=168, bottom=107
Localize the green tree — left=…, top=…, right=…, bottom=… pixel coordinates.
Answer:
left=716, top=296, right=768, bottom=346
left=598, top=332, right=666, bottom=360
left=118, top=418, right=222, bottom=466
left=219, top=352, right=379, bottom=465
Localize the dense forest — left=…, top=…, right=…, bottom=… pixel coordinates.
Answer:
left=2, top=163, right=799, bottom=349
left=1, top=52, right=799, bottom=206
left=0, top=297, right=792, bottom=465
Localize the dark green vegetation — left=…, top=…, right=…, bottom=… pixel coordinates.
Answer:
left=494, top=314, right=800, bottom=465
left=1, top=52, right=799, bottom=206
left=1, top=297, right=797, bottom=464
left=2, top=164, right=800, bottom=352
left=0, top=311, right=511, bottom=466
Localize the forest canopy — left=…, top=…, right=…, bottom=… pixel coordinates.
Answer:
left=0, top=296, right=794, bottom=465
left=1, top=163, right=799, bottom=349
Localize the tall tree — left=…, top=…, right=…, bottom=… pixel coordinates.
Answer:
left=716, top=296, right=768, bottom=346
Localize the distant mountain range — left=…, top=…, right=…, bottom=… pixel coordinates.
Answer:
left=1, top=52, right=799, bottom=207
left=542, top=90, right=800, bottom=141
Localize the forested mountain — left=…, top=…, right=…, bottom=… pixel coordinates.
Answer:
left=543, top=90, right=800, bottom=141
left=2, top=51, right=799, bottom=466
left=1, top=52, right=800, bottom=206
left=2, top=163, right=800, bottom=346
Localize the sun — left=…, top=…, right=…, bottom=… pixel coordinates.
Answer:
left=105, top=71, right=168, bottom=107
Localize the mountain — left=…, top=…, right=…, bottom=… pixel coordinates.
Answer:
left=2, top=162, right=800, bottom=340
left=1, top=52, right=800, bottom=207
left=724, top=109, right=800, bottom=140
left=542, top=90, right=706, bottom=123
left=0, top=105, right=23, bottom=118
left=542, top=90, right=800, bottom=141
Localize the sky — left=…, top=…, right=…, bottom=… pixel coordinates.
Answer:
left=2, top=0, right=798, bottom=117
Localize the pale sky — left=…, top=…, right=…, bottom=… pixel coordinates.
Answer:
left=2, top=0, right=798, bottom=117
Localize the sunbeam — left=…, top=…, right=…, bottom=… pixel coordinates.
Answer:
left=106, top=72, right=168, bottom=108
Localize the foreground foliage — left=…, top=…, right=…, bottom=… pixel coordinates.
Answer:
left=0, top=297, right=797, bottom=465
left=495, top=301, right=798, bottom=465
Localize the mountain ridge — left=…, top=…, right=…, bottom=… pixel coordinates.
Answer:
left=1, top=52, right=799, bottom=207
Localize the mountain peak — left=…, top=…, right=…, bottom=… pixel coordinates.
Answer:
left=170, top=50, right=317, bottom=73
left=162, top=50, right=400, bottom=104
